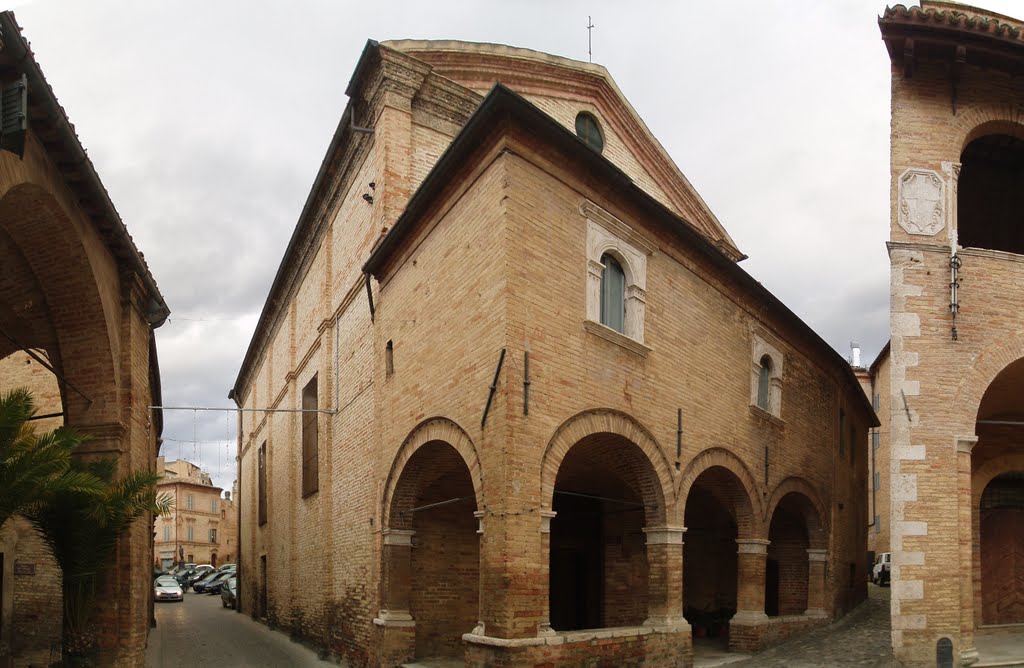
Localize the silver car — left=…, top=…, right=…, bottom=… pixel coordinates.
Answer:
left=154, top=575, right=184, bottom=602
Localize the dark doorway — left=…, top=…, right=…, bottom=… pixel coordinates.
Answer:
left=550, top=492, right=603, bottom=630
left=765, top=558, right=780, bottom=617
left=548, top=433, right=654, bottom=632
left=765, top=494, right=810, bottom=617
left=683, top=477, right=739, bottom=638
left=259, top=554, right=268, bottom=619
left=980, top=472, right=1024, bottom=625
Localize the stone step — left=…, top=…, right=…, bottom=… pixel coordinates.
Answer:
left=401, top=660, right=463, bottom=668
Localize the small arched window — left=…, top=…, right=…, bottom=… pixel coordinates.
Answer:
left=575, top=112, right=604, bottom=153
left=757, top=355, right=772, bottom=410
left=599, top=253, right=625, bottom=333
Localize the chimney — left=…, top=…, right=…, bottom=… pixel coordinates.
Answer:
left=850, top=341, right=862, bottom=368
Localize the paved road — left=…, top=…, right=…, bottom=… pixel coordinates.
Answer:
left=145, top=590, right=336, bottom=668
left=150, top=586, right=893, bottom=667
left=724, top=584, right=895, bottom=668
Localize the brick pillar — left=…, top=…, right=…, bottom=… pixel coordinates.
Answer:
left=805, top=548, right=829, bottom=617
left=642, top=526, right=688, bottom=629
left=730, top=538, right=769, bottom=652
left=956, top=435, right=979, bottom=667
left=475, top=512, right=546, bottom=640
left=374, top=529, right=415, bottom=665
left=379, top=529, right=415, bottom=621
left=537, top=511, right=557, bottom=636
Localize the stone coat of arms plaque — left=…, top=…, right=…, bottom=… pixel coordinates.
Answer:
left=898, top=168, right=945, bottom=236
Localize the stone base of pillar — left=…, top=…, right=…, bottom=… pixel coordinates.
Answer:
left=729, top=611, right=769, bottom=653
left=960, top=646, right=979, bottom=667
left=643, top=614, right=691, bottom=632
left=730, top=612, right=832, bottom=653
left=371, top=612, right=415, bottom=668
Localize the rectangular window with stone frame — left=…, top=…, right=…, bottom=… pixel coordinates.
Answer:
left=301, top=375, right=319, bottom=497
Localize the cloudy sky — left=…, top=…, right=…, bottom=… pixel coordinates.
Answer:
left=7, top=0, right=1020, bottom=489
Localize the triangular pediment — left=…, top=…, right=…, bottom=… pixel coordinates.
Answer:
left=380, top=40, right=744, bottom=262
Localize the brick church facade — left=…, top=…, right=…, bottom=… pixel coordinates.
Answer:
left=879, top=2, right=1024, bottom=665
left=232, top=40, right=875, bottom=667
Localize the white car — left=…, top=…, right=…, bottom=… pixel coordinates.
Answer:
left=872, top=552, right=891, bottom=586
left=154, top=575, right=184, bottom=602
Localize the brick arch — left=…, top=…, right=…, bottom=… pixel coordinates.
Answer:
left=541, top=408, right=675, bottom=522
left=381, top=416, right=482, bottom=529
left=952, top=332, right=1024, bottom=428
left=972, top=453, right=1024, bottom=509
left=678, top=447, right=764, bottom=537
left=765, top=477, right=827, bottom=549
left=0, top=182, right=119, bottom=421
left=954, top=111, right=1024, bottom=154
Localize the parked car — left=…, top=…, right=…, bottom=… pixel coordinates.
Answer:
left=194, top=569, right=233, bottom=594
left=872, top=552, right=891, bottom=585
left=178, top=565, right=213, bottom=587
left=221, top=576, right=237, bottom=609
left=205, top=570, right=234, bottom=595
left=154, top=576, right=183, bottom=602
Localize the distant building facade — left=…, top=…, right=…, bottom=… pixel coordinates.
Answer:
left=855, top=343, right=892, bottom=562
left=879, top=2, right=1024, bottom=665
left=231, top=40, right=875, bottom=667
left=0, top=11, right=169, bottom=667
left=155, top=458, right=237, bottom=569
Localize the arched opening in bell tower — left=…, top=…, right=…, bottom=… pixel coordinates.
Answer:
left=958, top=132, right=1024, bottom=255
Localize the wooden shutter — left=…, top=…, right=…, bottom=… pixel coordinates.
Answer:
left=1, top=75, right=27, bottom=158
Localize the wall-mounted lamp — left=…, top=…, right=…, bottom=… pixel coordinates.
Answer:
left=950, top=252, right=962, bottom=341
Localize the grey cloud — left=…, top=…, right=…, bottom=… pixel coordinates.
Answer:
left=11, top=0, right=1024, bottom=491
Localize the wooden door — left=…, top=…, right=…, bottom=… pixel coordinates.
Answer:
left=981, top=507, right=1024, bottom=625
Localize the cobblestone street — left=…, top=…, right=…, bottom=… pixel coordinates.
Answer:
left=709, top=585, right=894, bottom=668
left=145, top=591, right=335, bottom=668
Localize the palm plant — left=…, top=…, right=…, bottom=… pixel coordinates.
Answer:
left=27, top=456, right=170, bottom=662
left=0, top=388, right=103, bottom=529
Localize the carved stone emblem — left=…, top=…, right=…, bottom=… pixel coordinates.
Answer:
left=898, top=168, right=945, bottom=236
